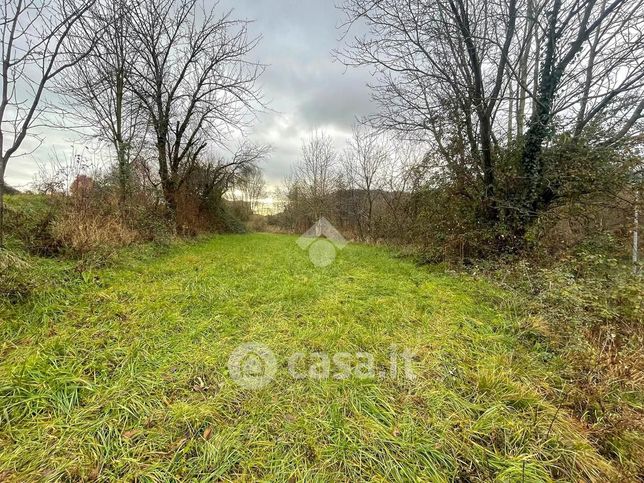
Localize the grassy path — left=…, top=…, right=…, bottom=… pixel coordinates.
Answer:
left=0, top=234, right=615, bottom=481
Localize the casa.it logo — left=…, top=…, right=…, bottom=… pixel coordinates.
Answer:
left=297, top=217, right=348, bottom=267
left=227, top=342, right=277, bottom=390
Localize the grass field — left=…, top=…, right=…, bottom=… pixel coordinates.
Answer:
left=0, top=233, right=621, bottom=481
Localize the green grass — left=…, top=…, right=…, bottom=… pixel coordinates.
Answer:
left=2, top=193, right=56, bottom=253
left=3, top=193, right=52, bottom=231
left=0, top=233, right=620, bottom=481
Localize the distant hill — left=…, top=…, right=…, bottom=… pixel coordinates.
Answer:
left=3, top=185, right=20, bottom=195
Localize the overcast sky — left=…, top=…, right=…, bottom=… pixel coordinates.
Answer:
left=5, top=0, right=374, bottom=191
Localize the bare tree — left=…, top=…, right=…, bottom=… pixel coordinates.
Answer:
left=379, top=139, right=426, bottom=240
left=0, top=0, right=97, bottom=246
left=236, top=166, right=266, bottom=212
left=337, top=0, right=520, bottom=221
left=128, top=0, right=263, bottom=224
left=34, top=145, right=104, bottom=196
left=342, top=125, right=388, bottom=239
left=337, top=0, right=644, bottom=230
left=521, top=0, right=644, bottom=217
left=60, top=0, right=144, bottom=211
left=191, top=143, right=269, bottom=205
left=294, top=130, right=339, bottom=224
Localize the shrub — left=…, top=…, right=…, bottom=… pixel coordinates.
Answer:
left=3, top=194, right=62, bottom=256
left=213, top=203, right=246, bottom=234
left=0, top=250, right=36, bottom=302
left=51, top=211, right=139, bottom=257
left=473, top=251, right=644, bottom=478
left=246, top=214, right=268, bottom=232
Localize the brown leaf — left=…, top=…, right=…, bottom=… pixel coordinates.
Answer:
left=192, top=376, right=209, bottom=392
left=122, top=430, right=137, bottom=439
left=88, top=465, right=101, bottom=480
left=203, top=426, right=213, bottom=440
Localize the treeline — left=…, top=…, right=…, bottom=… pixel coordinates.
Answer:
left=0, top=0, right=267, bottom=249
left=273, top=128, right=635, bottom=260
left=273, top=129, right=421, bottom=242
left=273, top=0, right=644, bottom=262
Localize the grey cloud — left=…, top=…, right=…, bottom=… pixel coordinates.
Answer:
left=6, top=0, right=376, bottom=189
left=225, top=0, right=375, bottom=186
left=297, top=73, right=373, bottom=129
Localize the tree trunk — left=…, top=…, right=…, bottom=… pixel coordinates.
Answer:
left=447, top=0, right=501, bottom=222
left=0, top=161, right=6, bottom=248
left=520, top=0, right=561, bottom=220
left=507, top=76, right=514, bottom=143
left=479, top=117, right=497, bottom=221
left=115, top=64, right=130, bottom=216
left=163, top=182, right=177, bottom=219
left=574, top=0, right=606, bottom=137
left=367, top=195, right=373, bottom=240
left=531, top=18, right=541, bottom=121
left=157, top=139, right=178, bottom=225
left=634, top=188, right=640, bottom=274
left=516, top=0, right=534, bottom=139
left=117, top=141, right=130, bottom=216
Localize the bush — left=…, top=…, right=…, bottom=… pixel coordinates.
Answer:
left=3, top=194, right=62, bottom=256
left=51, top=211, right=139, bottom=257
left=0, top=250, right=36, bottom=302
left=213, top=203, right=246, bottom=234
left=472, top=251, right=644, bottom=478
left=246, top=214, right=268, bottom=232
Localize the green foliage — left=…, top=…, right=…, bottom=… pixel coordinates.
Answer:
left=0, top=250, right=35, bottom=302
left=541, top=136, right=633, bottom=199
left=213, top=203, right=247, bottom=234
left=3, top=194, right=62, bottom=255
left=471, top=250, right=643, bottom=479
left=410, top=137, right=639, bottom=259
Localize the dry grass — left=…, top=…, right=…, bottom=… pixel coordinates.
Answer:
left=52, top=212, right=139, bottom=255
